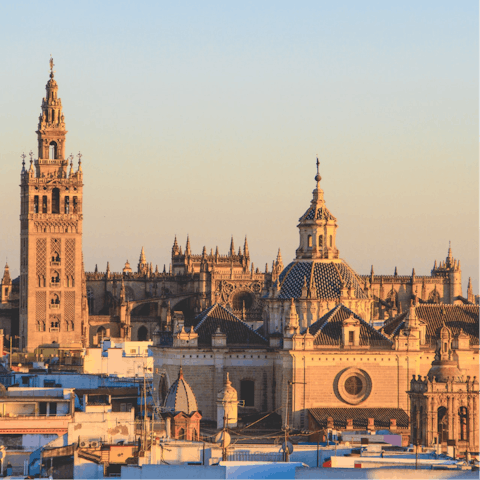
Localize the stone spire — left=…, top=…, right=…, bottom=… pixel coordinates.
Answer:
left=285, top=298, right=299, bottom=337
left=467, top=277, right=474, bottom=303
left=276, top=248, right=284, bottom=272
left=244, top=236, right=249, bottom=257
left=138, top=247, right=147, bottom=274
left=296, top=158, right=338, bottom=260
left=185, top=235, right=191, bottom=256
left=172, top=236, right=179, bottom=256
left=2, top=263, right=11, bottom=286
left=1, top=263, right=11, bottom=304
left=229, top=236, right=235, bottom=256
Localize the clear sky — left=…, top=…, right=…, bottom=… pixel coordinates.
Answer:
left=1, top=1, right=478, bottom=294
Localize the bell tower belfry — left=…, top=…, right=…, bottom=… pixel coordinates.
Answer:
left=19, top=58, right=86, bottom=352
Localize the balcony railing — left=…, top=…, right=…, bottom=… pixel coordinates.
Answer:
left=49, top=304, right=60, bottom=309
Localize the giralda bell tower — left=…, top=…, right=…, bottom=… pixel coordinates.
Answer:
left=19, top=58, right=87, bottom=352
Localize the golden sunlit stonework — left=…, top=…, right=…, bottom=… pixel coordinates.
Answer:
left=1, top=61, right=478, bottom=451
left=18, top=59, right=87, bottom=352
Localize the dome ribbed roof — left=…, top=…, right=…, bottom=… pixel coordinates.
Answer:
left=164, top=368, right=198, bottom=415
left=275, top=260, right=368, bottom=300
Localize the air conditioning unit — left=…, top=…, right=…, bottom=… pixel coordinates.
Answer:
left=79, top=441, right=87, bottom=448
left=90, top=441, right=99, bottom=448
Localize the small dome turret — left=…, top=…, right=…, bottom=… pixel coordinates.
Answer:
left=164, top=367, right=198, bottom=415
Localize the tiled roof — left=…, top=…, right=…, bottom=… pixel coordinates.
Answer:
left=390, top=305, right=479, bottom=344
left=276, top=261, right=368, bottom=300
left=194, top=304, right=268, bottom=347
left=306, top=304, right=393, bottom=347
left=383, top=312, right=408, bottom=336
left=300, top=205, right=337, bottom=223
left=309, top=407, right=409, bottom=429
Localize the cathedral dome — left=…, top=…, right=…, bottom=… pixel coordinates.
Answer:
left=275, top=260, right=368, bottom=300
left=164, top=367, right=198, bottom=415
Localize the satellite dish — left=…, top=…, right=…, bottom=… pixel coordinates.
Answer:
left=215, top=431, right=231, bottom=448
left=282, top=441, right=293, bottom=455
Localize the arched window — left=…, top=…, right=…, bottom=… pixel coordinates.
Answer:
left=34, top=196, right=39, bottom=213
left=459, top=407, right=468, bottom=441
left=52, top=188, right=60, bottom=214
left=51, top=293, right=60, bottom=305
left=192, top=428, right=198, bottom=441
left=97, top=326, right=107, bottom=342
left=42, top=196, right=48, bottom=213
left=49, top=141, right=57, bottom=159
left=240, top=380, right=255, bottom=407
left=178, top=428, right=186, bottom=440
left=232, top=291, right=253, bottom=311
left=64, top=196, right=70, bottom=214
left=308, top=235, right=312, bottom=247
left=51, top=271, right=60, bottom=285
left=138, top=326, right=148, bottom=341
left=318, top=235, right=323, bottom=248
left=50, top=317, right=60, bottom=331
left=329, top=235, right=333, bottom=247
left=437, top=406, right=447, bottom=443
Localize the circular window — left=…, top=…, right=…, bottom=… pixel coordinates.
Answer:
left=337, top=368, right=371, bottom=405
left=345, top=376, right=363, bottom=395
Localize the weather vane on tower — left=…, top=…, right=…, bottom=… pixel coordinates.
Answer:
left=49, top=55, right=55, bottom=76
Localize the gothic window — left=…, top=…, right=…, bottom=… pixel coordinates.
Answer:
left=36, top=321, right=45, bottom=332
left=459, top=407, right=468, bottom=441
left=428, top=288, right=441, bottom=304
left=34, top=196, right=39, bottom=213
left=66, top=321, right=74, bottom=332
left=42, top=196, right=48, bottom=213
left=72, top=197, right=78, bottom=213
left=87, top=288, right=94, bottom=314
left=329, top=235, right=333, bottom=247
left=138, top=326, right=148, bottom=341
left=232, top=291, right=253, bottom=311
left=308, top=235, right=312, bottom=247
left=240, top=380, right=254, bottom=407
left=64, top=196, right=70, bottom=214
left=318, top=235, right=323, bottom=248
left=178, top=428, right=186, bottom=440
left=51, top=188, right=60, bottom=214
left=49, top=141, right=57, bottom=159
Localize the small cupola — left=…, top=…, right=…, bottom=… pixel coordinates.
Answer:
left=296, top=158, right=339, bottom=260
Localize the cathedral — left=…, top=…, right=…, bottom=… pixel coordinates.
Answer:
left=1, top=60, right=479, bottom=450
